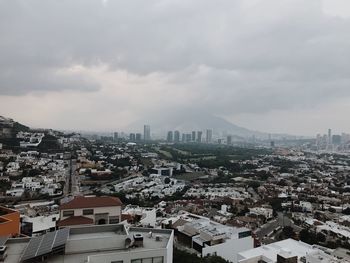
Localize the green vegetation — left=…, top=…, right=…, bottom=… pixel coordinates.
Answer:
left=38, top=134, right=61, bottom=152
left=0, top=180, right=11, bottom=193
left=156, top=144, right=271, bottom=164
left=13, top=122, right=30, bottom=132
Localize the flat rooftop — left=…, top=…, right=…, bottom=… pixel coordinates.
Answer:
left=238, top=239, right=315, bottom=263
left=2, top=224, right=173, bottom=263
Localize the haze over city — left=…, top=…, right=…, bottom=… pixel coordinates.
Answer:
left=1, top=0, right=350, bottom=136
left=4, top=1, right=350, bottom=263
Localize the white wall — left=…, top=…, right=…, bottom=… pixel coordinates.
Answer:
left=61, top=206, right=121, bottom=223
left=202, top=236, right=254, bottom=263
left=86, top=248, right=169, bottom=263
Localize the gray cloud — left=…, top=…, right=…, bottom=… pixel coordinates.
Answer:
left=1, top=0, right=350, bottom=133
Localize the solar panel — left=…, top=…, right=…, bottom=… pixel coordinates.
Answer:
left=21, top=235, right=43, bottom=261
left=53, top=228, right=70, bottom=248
left=0, top=237, right=8, bottom=246
left=21, top=228, right=70, bottom=262
left=36, top=231, right=56, bottom=256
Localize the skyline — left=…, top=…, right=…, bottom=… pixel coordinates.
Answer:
left=1, top=0, right=350, bottom=135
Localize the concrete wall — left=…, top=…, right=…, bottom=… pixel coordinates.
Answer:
left=86, top=248, right=168, bottom=263
left=202, top=236, right=254, bottom=263
left=60, top=206, right=121, bottom=223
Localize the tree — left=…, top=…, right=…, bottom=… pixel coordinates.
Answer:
left=173, top=248, right=229, bottom=263
left=343, top=207, right=350, bottom=215
left=164, top=177, right=171, bottom=184
left=299, top=229, right=317, bottom=245
left=282, top=226, right=295, bottom=239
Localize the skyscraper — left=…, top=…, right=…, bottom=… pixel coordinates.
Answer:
left=136, top=133, right=142, bottom=142
left=197, top=131, right=202, bottom=143
left=167, top=131, right=173, bottom=142
left=191, top=131, right=196, bottom=142
left=206, top=129, right=212, bottom=143
left=113, top=132, right=119, bottom=141
left=174, top=130, right=180, bottom=142
left=227, top=135, right=232, bottom=145
left=328, top=129, right=332, bottom=145
left=129, top=133, right=136, bottom=141
left=144, top=125, right=151, bottom=141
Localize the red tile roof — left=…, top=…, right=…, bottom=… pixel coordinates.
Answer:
left=57, top=216, right=93, bottom=227
left=60, top=196, right=122, bottom=210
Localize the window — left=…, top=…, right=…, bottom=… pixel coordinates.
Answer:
left=111, top=261, right=123, bottom=263
left=239, top=230, right=252, bottom=239
left=63, top=210, right=74, bottom=217
left=52, top=217, right=56, bottom=222
left=109, top=216, right=120, bottom=224
left=153, top=257, right=163, bottom=263
left=131, top=257, right=163, bottom=263
left=83, top=209, right=94, bottom=215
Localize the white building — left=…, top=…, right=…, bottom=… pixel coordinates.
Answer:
left=3, top=224, right=174, bottom=263
left=58, top=196, right=123, bottom=227
left=123, top=205, right=157, bottom=228
left=249, top=207, right=273, bottom=219
left=167, top=212, right=254, bottom=263
left=21, top=213, right=59, bottom=236
left=237, top=238, right=348, bottom=263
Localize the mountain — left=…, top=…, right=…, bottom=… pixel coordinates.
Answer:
left=127, top=112, right=266, bottom=138
left=0, top=116, right=30, bottom=137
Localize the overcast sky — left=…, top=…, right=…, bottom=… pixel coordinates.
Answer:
left=1, top=0, right=350, bottom=136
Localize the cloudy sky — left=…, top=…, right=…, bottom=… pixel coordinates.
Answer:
left=1, top=0, right=350, bottom=136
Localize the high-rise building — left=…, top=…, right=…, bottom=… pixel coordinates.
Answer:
left=191, top=131, right=196, bottom=142
left=182, top=133, right=186, bottom=142
left=328, top=129, right=332, bottom=145
left=144, top=125, right=151, bottom=141
left=167, top=131, right=173, bottom=142
left=186, top=133, right=192, bottom=142
left=206, top=129, right=213, bottom=143
left=136, top=133, right=142, bottom=142
left=227, top=135, right=232, bottom=145
left=332, top=134, right=341, bottom=145
left=129, top=133, right=136, bottom=141
left=174, top=130, right=180, bottom=142
left=197, top=131, right=202, bottom=143
left=113, top=132, right=119, bottom=141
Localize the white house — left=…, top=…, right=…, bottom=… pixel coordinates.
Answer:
left=58, top=196, right=123, bottom=227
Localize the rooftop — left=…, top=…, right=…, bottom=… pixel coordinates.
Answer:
left=238, top=239, right=318, bottom=263
left=60, top=196, right=122, bottom=210
left=2, top=224, right=173, bottom=263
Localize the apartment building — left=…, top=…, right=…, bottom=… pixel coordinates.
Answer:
left=1, top=224, right=173, bottom=263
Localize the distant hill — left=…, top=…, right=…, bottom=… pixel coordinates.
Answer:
left=127, top=112, right=267, bottom=138
left=0, top=116, right=30, bottom=137
left=0, top=116, right=30, bottom=148
left=13, top=121, right=30, bottom=133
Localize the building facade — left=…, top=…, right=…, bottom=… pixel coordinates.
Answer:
left=58, top=196, right=122, bottom=227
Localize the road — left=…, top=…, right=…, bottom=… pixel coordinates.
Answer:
left=247, top=187, right=260, bottom=200
left=63, top=159, right=79, bottom=197
left=256, top=212, right=302, bottom=240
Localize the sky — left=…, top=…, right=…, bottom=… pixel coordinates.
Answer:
left=1, top=0, right=350, bottom=136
